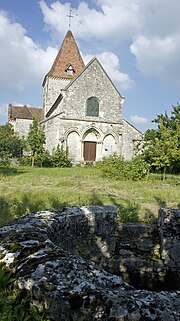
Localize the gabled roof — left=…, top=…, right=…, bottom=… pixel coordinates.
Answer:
left=45, top=30, right=85, bottom=81
left=8, top=105, right=44, bottom=121
left=63, top=57, right=124, bottom=99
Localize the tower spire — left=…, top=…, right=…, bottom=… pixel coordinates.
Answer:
left=45, top=30, right=85, bottom=80
left=67, top=6, right=73, bottom=29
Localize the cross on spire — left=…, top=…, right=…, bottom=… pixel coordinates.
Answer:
left=67, top=6, right=73, bottom=29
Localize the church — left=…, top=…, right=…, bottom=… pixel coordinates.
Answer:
left=8, top=30, right=143, bottom=162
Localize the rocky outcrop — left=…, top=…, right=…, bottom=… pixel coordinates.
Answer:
left=110, top=214, right=180, bottom=290
left=158, top=208, right=180, bottom=267
left=0, top=206, right=179, bottom=321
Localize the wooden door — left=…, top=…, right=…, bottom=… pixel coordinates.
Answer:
left=84, top=141, right=96, bottom=161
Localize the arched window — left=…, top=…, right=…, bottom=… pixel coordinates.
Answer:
left=86, top=97, right=99, bottom=117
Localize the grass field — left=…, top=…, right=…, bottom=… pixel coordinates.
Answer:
left=0, top=166, right=179, bottom=226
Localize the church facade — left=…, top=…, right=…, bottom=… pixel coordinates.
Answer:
left=9, top=30, right=143, bottom=162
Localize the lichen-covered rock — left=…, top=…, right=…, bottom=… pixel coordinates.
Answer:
left=0, top=206, right=179, bottom=320
left=111, top=213, right=180, bottom=291
left=158, top=208, right=180, bottom=267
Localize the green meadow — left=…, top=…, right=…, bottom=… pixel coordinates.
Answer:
left=0, top=166, right=179, bottom=226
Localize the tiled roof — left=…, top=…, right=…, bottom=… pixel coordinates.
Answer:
left=8, top=105, right=44, bottom=121
left=45, top=30, right=85, bottom=80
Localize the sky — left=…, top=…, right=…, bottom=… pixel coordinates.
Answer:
left=0, top=0, right=180, bottom=132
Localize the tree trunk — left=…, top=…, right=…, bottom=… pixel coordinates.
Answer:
left=31, top=152, right=35, bottom=167
left=163, top=168, right=166, bottom=181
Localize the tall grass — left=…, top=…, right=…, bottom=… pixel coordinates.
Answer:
left=0, top=166, right=179, bottom=226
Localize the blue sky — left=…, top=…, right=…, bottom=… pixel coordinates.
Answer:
left=0, top=0, right=180, bottom=132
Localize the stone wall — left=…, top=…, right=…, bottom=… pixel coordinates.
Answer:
left=122, top=119, right=143, bottom=161
left=43, top=76, right=70, bottom=116
left=43, top=116, right=123, bottom=159
left=9, top=118, right=33, bottom=139
left=58, top=59, right=122, bottom=123
left=44, top=115, right=142, bottom=161
left=0, top=206, right=179, bottom=320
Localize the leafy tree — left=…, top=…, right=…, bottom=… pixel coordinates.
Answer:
left=27, top=119, right=46, bottom=167
left=0, top=124, right=21, bottom=166
left=143, top=105, right=180, bottom=178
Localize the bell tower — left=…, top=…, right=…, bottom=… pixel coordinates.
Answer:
left=43, top=30, right=85, bottom=116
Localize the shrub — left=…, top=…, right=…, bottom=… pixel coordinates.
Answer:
left=0, top=152, right=12, bottom=167
left=127, top=156, right=150, bottom=181
left=50, top=145, right=72, bottom=168
left=18, top=156, right=32, bottom=166
left=34, top=150, right=52, bottom=167
left=97, top=153, right=148, bottom=181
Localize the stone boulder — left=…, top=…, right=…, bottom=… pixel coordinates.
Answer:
left=0, top=206, right=179, bottom=321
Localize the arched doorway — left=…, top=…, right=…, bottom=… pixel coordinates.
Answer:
left=83, top=129, right=100, bottom=161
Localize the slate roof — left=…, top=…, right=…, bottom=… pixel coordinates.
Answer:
left=44, top=30, right=85, bottom=82
left=8, top=105, right=44, bottom=121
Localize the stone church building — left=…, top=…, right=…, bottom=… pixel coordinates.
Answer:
left=8, top=30, right=142, bottom=162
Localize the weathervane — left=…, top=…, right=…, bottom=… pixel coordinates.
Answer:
left=67, top=6, right=73, bottom=29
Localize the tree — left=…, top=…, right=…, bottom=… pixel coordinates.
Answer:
left=0, top=124, right=21, bottom=166
left=27, top=119, right=46, bottom=167
left=143, top=105, right=180, bottom=177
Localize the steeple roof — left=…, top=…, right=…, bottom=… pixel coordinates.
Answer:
left=46, top=30, right=85, bottom=79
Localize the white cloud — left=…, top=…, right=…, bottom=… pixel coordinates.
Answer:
left=84, top=52, right=134, bottom=91
left=0, top=10, right=57, bottom=93
left=130, top=34, right=180, bottom=84
left=39, top=0, right=180, bottom=43
left=39, top=0, right=180, bottom=85
left=130, top=115, right=148, bottom=124
left=39, top=0, right=143, bottom=42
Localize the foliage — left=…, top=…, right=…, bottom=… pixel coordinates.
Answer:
left=35, top=150, right=52, bottom=167
left=143, top=105, right=180, bottom=177
left=26, top=119, right=46, bottom=167
left=117, top=202, right=140, bottom=223
left=97, top=153, right=149, bottom=181
left=0, top=267, right=50, bottom=321
left=0, top=268, right=15, bottom=290
left=50, top=144, right=72, bottom=168
left=18, top=156, right=32, bottom=166
left=0, top=124, right=21, bottom=166
left=20, top=145, right=72, bottom=168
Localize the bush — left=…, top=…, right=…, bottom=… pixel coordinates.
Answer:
left=51, top=145, right=72, bottom=168
left=127, top=156, right=150, bottom=180
left=0, top=152, right=12, bottom=167
left=18, top=156, right=32, bottom=166
left=34, top=151, right=52, bottom=167
left=97, top=153, right=148, bottom=181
